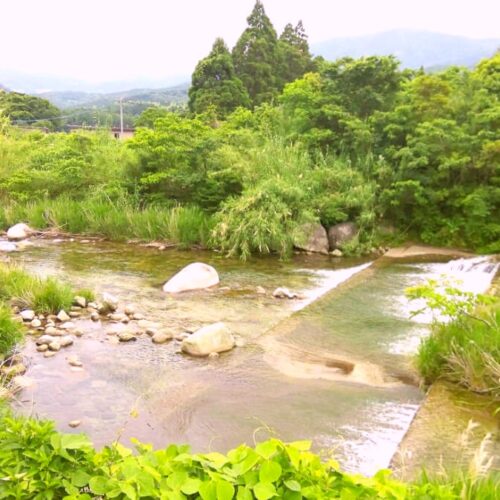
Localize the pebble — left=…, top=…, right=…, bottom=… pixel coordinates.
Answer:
left=48, top=341, right=61, bottom=351
left=59, top=336, right=74, bottom=348
left=69, top=311, right=81, bottom=318
left=30, top=319, right=42, bottom=328
left=36, top=334, right=56, bottom=345
left=256, top=286, right=266, bottom=295
left=68, top=420, right=81, bottom=428
left=152, top=332, right=173, bottom=344
left=124, top=305, right=136, bottom=316
left=90, top=312, right=100, bottom=322
left=57, top=310, right=70, bottom=322
left=67, top=356, right=83, bottom=367
left=73, top=296, right=87, bottom=308
left=44, top=351, right=57, bottom=358
left=208, top=352, right=220, bottom=360
left=20, top=310, right=35, bottom=321
left=109, top=313, right=126, bottom=322
left=60, top=321, right=75, bottom=330
left=131, top=312, right=145, bottom=321
left=36, top=344, right=49, bottom=352
left=118, top=332, right=137, bottom=342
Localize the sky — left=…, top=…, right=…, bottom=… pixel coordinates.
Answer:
left=1, top=0, right=499, bottom=84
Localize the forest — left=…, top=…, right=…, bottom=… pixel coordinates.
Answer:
left=0, top=1, right=498, bottom=258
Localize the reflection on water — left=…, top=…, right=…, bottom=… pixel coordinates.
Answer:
left=9, top=241, right=497, bottom=475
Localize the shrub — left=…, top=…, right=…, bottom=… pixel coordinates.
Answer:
left=0, top=305, right=23, bottom=356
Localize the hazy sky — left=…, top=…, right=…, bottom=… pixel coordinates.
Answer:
left=2, top=0, right=499, bottom=83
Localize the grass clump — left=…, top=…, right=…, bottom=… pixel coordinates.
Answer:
left=0, top=305, right=23, bottom=356
left=75, top=288, right=95, bottom=303
left=0, top=263, right=73, bottom=314
left=407, top=279, right=500, bottom=400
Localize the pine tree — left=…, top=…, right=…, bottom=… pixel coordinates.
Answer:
left=189, top=38, right=250, bottom=118
left=232, top=1, right=279, bottom=106
left=277, top=21, right=315, bottom=89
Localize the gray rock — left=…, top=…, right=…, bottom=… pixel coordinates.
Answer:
left=327, top=222, right=358, bottom=250
left=20, top=310, right=35, bottom=321
left=100, top=292, right=119, bottom=313
left=73, top=296, right=87, bottom=308
left=56, top=310, right=70, bottom=322
left=294, top=223, right=329, bottom=254
left=6, top=223, right=32, bottom=241
left=181, top=322, right=235, bottom=357
left=330, top=249, right=343, bottom=257
left=163, top=262, right=219, bottom=293
left=36, top=334, right=56, bottom=345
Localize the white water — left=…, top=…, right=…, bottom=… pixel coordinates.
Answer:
left=292, top=262, right=372, bottom=311
left=388, top=256, right=498, bottom=355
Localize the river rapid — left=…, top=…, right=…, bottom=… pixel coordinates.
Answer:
left=7, top=239, right=498, bottom=476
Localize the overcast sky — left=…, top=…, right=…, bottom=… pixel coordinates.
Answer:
left=2, top=0, right=499, bottom=83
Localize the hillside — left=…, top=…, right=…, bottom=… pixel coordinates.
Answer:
left=312, top=30, right=499, bottom=69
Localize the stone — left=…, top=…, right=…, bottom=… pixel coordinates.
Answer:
left=208, top=352, right=220, bottom=360
left=327, top=222, right=358, bottom=251
left=67, top=356, right=83, bottom=367
left=87, top=302, right=98, bottom=309
left=30, top=319, right=42, bottom=328
left=73, top=296, right=87, bottom=308
left=6, top=223, right=32, bottom=241
left=152, top=332, right=173, bottom=344
left=0, top=241, right=17, bottom=252
left=330, top=249, right=343, bottom=257
left=256, top=286, right=266, bottom=295
left=124, top=304, right=136, bottom=316
left=48, top=341, right=61, bottom=351
left=272, top=287, right=298, bottom=299
left=90, top=312, right=100, bottom=322
left=294, top=223, right=329, bottom=254
left=43, top=351, right=57, bottom=358
left=20, top=310, right=35, bottom=321
left=73, top=329, right=83, bottom=337
left=68, top=311, right=81, bottom=318
left=36, top=344, right=49, bottom=352
left=60, top=321, right=75, bottom=330
left=181, top=322, right=235, bottom=357
left=36, top=334, right=56, bottom=345
left=56, top=310, right=70, bottom=322
left=163, top=262, right=219, bottom=293
left=109, top=313, right=127, bottom=322
left=118, top=332, right=137, bottom=342
left=68, top=420, right=81, bottom=428
left=100, top=292, right=119, bottom=313
left=175, top=333, right=190, bottom=341
left=131, top=312, right=145, bottom=320
left=59, top=336, right=74, bottom=347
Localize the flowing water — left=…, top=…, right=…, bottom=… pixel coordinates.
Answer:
left=7, top=240, right=499, bottom=476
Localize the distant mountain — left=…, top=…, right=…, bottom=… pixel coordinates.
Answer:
left=311, top=30, right=499, bottom=69
left=40, top=84, right=189, bottom=109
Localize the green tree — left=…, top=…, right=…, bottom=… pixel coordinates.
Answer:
left=277, top=21, right=315, bottom=89
left=232, top=1, right=279, bottom=106
left=0, top=90, right=61, bottom=130
left=189, top=38, right=250, bottom=118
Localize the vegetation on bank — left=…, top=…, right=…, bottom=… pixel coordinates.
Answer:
left=0, top=408, right=497, bottom=499
left=407, top=280, right=500, bottom=401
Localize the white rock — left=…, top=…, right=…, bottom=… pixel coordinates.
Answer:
left=48, top=341, right=61, bottom=351
left=60, top=321, right=75, bottom=330
left=181, top=322, right=235, bottom=357
left=7, top=223, right=32, bottom=241
left=35, top=334, right=56, bottom=345
left=163, top=263, right=219, bottom=293
left=73, top=296, right=87, bottom=308
left=20, top=310, right=35, bottom=321
left=59, top=336, right=74, bottom=347
left=101, top=293, right=119, bottom=312
left=124, top=304, right=136, bottom=316
left=57, top=310, right=70, bottom=322
left=31, top=319, right=42, bottom=328
left=272, top=287, right=298, bottom=299
left=330, top=249, right=343, bottom=257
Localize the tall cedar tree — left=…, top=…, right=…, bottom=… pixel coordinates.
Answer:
left=189, top=38, right=250, bottom=118
left=232, top=1, right=279, bottom=106
left=277, top=21, right=315, bottom=89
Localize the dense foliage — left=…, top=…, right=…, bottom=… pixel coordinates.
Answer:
left=0, top=4, right=498, bottom=257
left=0, top=409, right=497, bottom=499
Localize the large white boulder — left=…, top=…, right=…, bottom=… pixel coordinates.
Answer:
left=0, top=241, right=17, bottom=252
left=181, top=322, right=235, bottom=357
left=163, top=262, right=219, bottom=293
left=7, top=223, right=32, bottom=241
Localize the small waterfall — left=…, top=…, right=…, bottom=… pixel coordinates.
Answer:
left=293, top=262, right=372, bottom=311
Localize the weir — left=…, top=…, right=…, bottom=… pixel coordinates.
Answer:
left=9, top=240, right=499, bottom=476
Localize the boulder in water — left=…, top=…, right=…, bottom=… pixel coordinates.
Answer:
left=181, top=322, right=235, bottom=356
left=294, top=223, right=329, bottom=254
left=7, top=223, right=32, bottom=241
left=163, top=263, right=219, bottom=293
left=327, top=222, right=358, bottom=250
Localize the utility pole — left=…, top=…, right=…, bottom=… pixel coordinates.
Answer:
left=119, top=97, right=124, bottom=139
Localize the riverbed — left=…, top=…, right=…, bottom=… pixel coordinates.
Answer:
left=8, top=239, right=498, bottom=476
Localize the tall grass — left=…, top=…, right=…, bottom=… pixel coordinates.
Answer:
left=417, top=303, right=500, bottom=400
left=0, top=264, right=73, bottom=314
left=0, top=198, right=212, bottom=247
left=0, top=305, right=23, bottom=356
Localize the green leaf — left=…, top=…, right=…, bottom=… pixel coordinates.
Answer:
left=199, top=480, right=217, bottom=500
left=60, top=433, right=92, bottom=450
left=284, top=480, right=301, bottom=492
left=216, top=479, right=235, bottom=500
left=70, top=469, right=91, bottom=487
left=254, top=482, right=277, bottom=500
left=259, top=461, right=282, bottom=484
left=255, top=441, right=278, bottom=459
left=181, top=478, right=201, bottom=495
left=288, top=440, right=311, bottom=451
left=89, top=476, right=110, bottom=495
left=236, top=486, right=253, bottom=500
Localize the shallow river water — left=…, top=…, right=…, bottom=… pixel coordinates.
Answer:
left=9, top=240, right=498, bottom=476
